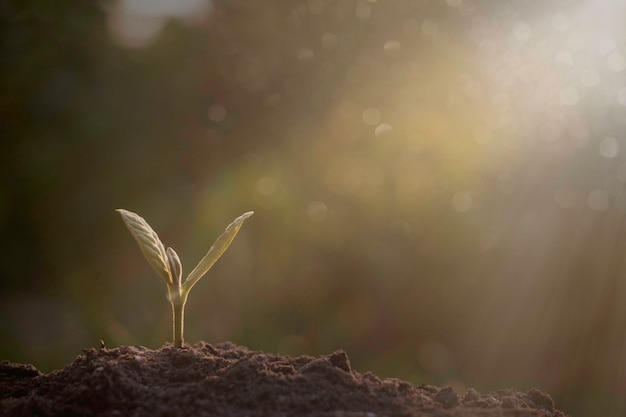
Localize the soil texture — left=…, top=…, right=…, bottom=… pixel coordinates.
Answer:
left=1, top=342, right=567, bottom=417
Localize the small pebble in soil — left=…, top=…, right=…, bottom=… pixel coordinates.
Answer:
left=329, top=350, right=351, bottom=372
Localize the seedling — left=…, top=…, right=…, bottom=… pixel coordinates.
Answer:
left=116, top=208, right=253, bottom=348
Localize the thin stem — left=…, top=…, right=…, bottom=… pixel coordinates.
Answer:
left=172, top=302, right=185, bottom=348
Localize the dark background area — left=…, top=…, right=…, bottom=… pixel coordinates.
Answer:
left=2, top=1, right=626, bottom=415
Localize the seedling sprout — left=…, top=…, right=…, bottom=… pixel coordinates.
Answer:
left=116, top=208, right=253, bottom=348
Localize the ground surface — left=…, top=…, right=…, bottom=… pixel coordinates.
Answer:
left=1, top=342, right=567, bottom=417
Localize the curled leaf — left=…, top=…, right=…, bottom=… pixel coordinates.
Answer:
left=183, top=211, right=254, bottom=291
left=166, top=247, right=182, bottom=287
left=116, top=209, right=172, bottom=285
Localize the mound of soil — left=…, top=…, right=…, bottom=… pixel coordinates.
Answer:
left=1, top=342, right=567, bottom=417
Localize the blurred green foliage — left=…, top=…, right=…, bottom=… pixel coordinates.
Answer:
left=2, top=1, right=626, bottom=416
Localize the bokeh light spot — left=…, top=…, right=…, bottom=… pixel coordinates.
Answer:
left=458, top=74, right=485, bottom=99
left=554, top=51, right=574, bottom=66
left=588, top=189, right=610, bottom=212
left=297, top=48, right=315, bottom=61
left=580, top=67, right=600, bottom=87
left=307, top=201, right=328, bottom=222
left=512, top=22, right=532, bottom=42
left=355, top=2, right=372, bottom=21
left=123, top=0, right=208, bottom=17
left=109, top=0, right=211, bottom=47
left=208, top=104, right=227, bottom=122
left=374, top=123, right=393, bottom=138
left=384, top=40, right=402, bottom=57
left=362, top=107, right=381, bottom=126
left=256, top=176, right=277, bottom=196
left=599, top=137, right=619, bottom=158
left=607, top=51, right=626, bottom=72
left=452, top=191, right=472, bottom=212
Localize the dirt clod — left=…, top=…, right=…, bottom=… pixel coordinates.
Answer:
left=0, top=343, right=568, bottom=417
left=434, top=386, right=459, bottom=409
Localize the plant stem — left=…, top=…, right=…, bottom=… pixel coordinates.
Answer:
left=172, top=302, right=185, bottom=348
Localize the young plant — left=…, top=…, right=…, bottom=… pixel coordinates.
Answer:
left=116, top=208, right=253, bottom=348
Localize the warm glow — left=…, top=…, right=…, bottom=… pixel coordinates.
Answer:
left=108, top=0, right=213, bottom=47
left=5, top=1, right=626, bottom=415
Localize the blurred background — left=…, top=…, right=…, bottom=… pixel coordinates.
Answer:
left=1, top=0, right=626, bottom=415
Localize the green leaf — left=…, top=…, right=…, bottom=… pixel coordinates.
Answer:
left=116, top=209, right=172, bottom=285
left=183, top=211, right=253, bottom=291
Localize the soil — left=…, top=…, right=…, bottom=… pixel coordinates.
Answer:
left=1, top=342, right=567, bottom=417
